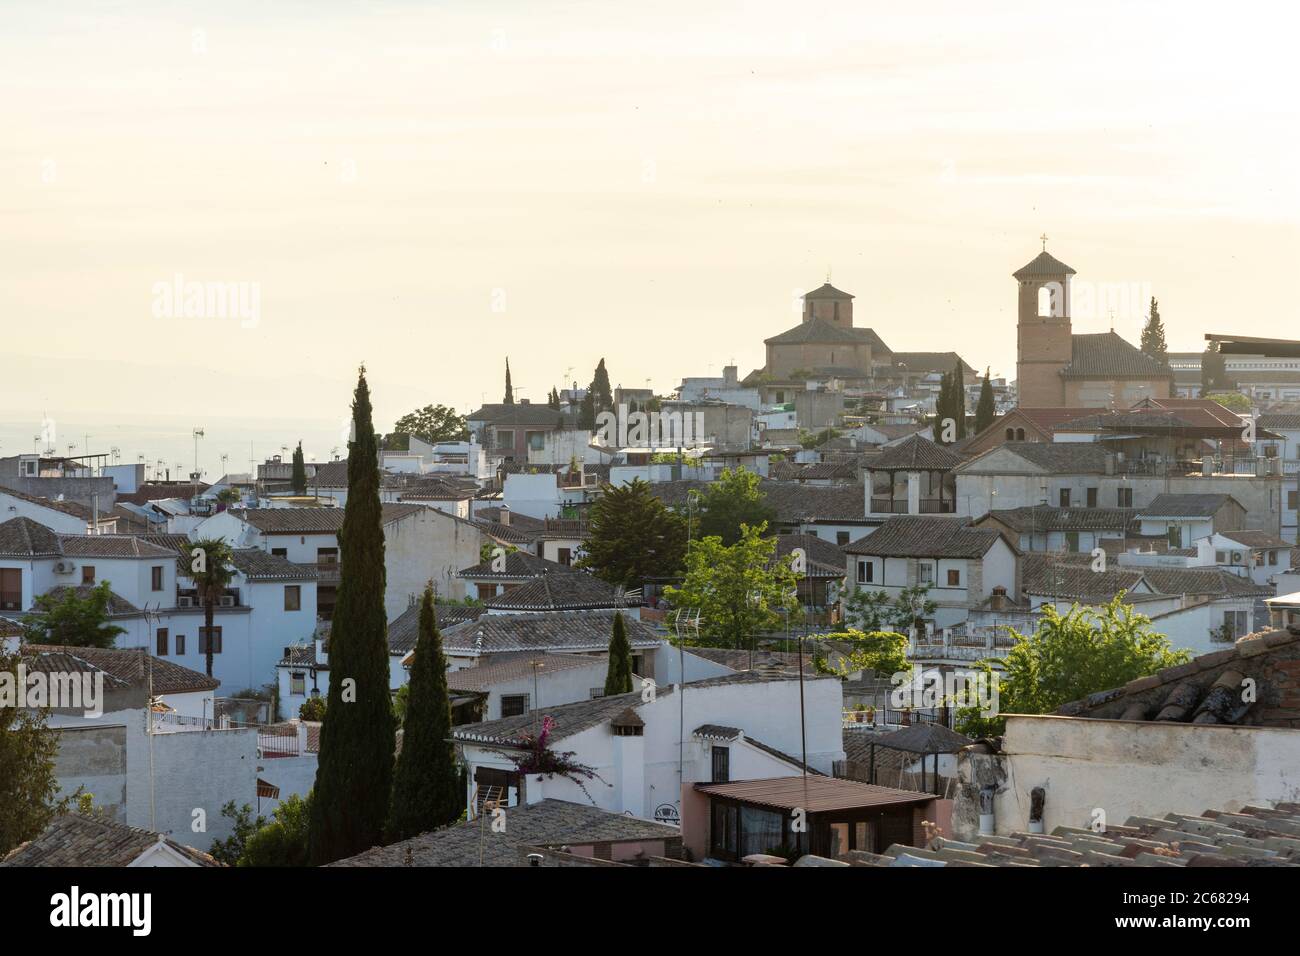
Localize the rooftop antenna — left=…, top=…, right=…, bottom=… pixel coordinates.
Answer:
left=192, top=427, right=205, bottom=480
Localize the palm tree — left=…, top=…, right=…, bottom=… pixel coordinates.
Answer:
left=189, top=537, right=235, bottom=677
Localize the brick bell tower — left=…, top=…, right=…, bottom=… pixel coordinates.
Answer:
left=1015, top=237, right=1075, bottom=406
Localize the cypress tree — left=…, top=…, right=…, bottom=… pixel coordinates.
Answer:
left=307, top=367, right=396, bottom=865
left=953, top=360, right=967, bottom=439
left=388, top=584, right=461, bottom=842
left=974, top=368, right=996, bottom=435
left=604, top=611, right=633, bottom=696
left=932, top=371, right=951, bottom=443
left=291, top=441, right=307, bottom=496
left=591, top=359, right=613, bottom=413
left=1140, top=298, right=1168, bottom=364
left=578, top=390, right=597, bottom=431
left=503, top=358, right=514, bottom=405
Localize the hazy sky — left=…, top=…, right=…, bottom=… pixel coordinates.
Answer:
left=4, top=1, right=1298, bottom=462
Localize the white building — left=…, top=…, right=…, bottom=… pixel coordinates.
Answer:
left=453, top=672, right=844, bottom=824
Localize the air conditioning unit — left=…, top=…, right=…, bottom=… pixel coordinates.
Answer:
left=54, top=560, right=76, bottom=574
left=219, top=595, right=236, bottom=608
left=177, top=596, right=194, bottom=608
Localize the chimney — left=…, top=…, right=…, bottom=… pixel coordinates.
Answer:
left=990, top=586, right=1007, bottom=611
left=499, top=505, right=511, bottom=526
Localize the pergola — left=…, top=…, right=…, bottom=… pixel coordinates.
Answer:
left=865, top=723, right=974, bottom=796
left=866, top=434, right=963, bottom=514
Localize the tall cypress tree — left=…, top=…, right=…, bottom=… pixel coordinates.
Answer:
left=591, top=359, right=613, bottom=413
left=307, top=367, right=396, bottom=865
left=388, top=584, right=461, bottom=842
left=604, top=611, right=633, bottom=696
left=952, top=360, right=967, bottom=439
left=1140, top=298, right=1168, bottom=364
left=503, top=358, right=514, bottom=405
left=932, top=371, right=951, bottom=443
left=291, top=441, right=307, bottom=496
left=974, top=368, right=996, bottom=435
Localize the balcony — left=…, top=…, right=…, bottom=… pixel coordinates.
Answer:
left=314, top=562, right=341, bottom=584
left=869, top=498, right=956, bottom=514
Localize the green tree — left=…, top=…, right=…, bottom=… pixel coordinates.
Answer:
left=891, top=583, right=938, bottom=633
left=308, top=367, right=397, bottom=865
left=1140, top=297, right=1168, bottom=364
left=695, top=468, right=776, bottom=546
left=952, top=360, right=967, bottom=439
left=955, top=596, right=1190, bottom=736
left=842, top=588, right=893, bottom=632
left=604, top=611, right=633, bottom=696
left=503, top=358, right=514, bottom=405
left=974, top=368, right=996, bottom=434
left=291, top=441, right=307, bottom=495
left=548, top=387, right=561, bottom=410
left=188, top=538, right=235, bottom=678
left=1201, top=342, right=1235, bottom=394
left=209, top=801, right=265, bottom=866
left=0, top=649, right=70, bottom=856
left=577, top=479, right=687, bottom=587
left=819, top=629, right=908, bottom=678
left=665, top=523, right=799, bottom=649
left=932, top=370, right=952, bottom=443
left=387, top=404, right=469, bottom=448
left=241, top=793, right=313, bottom=867
left=1206, top=391, right=1252, bottom=412
left=388, top=585, right=461, bottom=842
left=20, top=581, right=127, bottom=648
left=216, top=486, right=243, bottom=507
left=590, top=358, right=613, bottom=413
left=299, top=696, right=325, bottom=722
left=577, top=390, right=597, bottom=431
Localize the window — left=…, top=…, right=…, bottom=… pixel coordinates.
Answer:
left=857, top=560, right=873, bottom=584
left=1215, top=550, right=1228, bottom=564
left=500, top=694, right=530, bottom=718
left=526, top=430, right=546, bottom=451
left=1168, top=527, right=1182, bottom=548
left=151, top=566, right=164, bottom=591
left=81, top=566, right=96, bottom=585
left=711, top=746, right=730, bottom=783
left=589, top=687, right=605, bottom=699
left=710, top=801, right=739, bottom=859
left=1058, top=489, right=1071, bottom=507
left=1289, top=490, right=1298, bottom=510
left=918, top=563, right=934, bottom=584
left=271, top=548, right=288, bottom=558
left=0, top=568, right=21, bottom=611
left=1065, top=532, right=1080, bottom=553
left=284, top=585, right=301, bottom=611
left=1117, top=487, right=1134, bottom=508
left=1086, top=488, right=1098, bottom=508
left=1269, top=550, right=1279, bottom=566
left=316, top=547, right=338, bottom=565
left=837, top=531, right=850, bottom=546
left=496, top=429, right=515, bottom=450
left=175, top=634, right=186, bottom=655
left=1005, top=428, right=1015, bottom=440
left=1222, top=610, right=1249, bottom=640
left=946, top=568, right=960, bottom=587
left=1016, top=428, right=1026, bottom=441
left=557, top=547, right=572, bottom=567
left=290, top=672, right=306, bottom=696
left=156, top=628, right=169, bottom=656
left=198, top=627, right=223, bottom=655
left=476, top=583, right=497, bottom=600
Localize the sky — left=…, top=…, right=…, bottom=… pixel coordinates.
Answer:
left=3, top=0, right=1298, bottom=475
